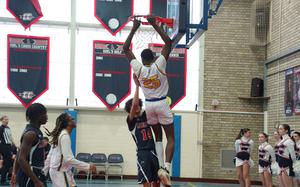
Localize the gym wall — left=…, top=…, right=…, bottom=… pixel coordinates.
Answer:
left=201, top=0, right=266, bottom=181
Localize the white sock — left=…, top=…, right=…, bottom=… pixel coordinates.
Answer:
left=155, top=141, right=164, bottom=167
left=164, top=162, right=171, bottom=172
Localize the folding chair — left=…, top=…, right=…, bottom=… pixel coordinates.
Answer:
left=74, top=153, right=91, bottom=180
left=90, top=153, right=107, bottom=180
left=106, top=154, right=124, bottom=180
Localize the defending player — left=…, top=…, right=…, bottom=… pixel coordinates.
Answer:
left=125, top=74, right=160, bottom=187
left=123, top=17, right=174, bottom=186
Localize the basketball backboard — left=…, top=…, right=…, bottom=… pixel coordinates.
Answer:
left=133, top=0, right=222, bottom=48
left=161, top=0, right=206, bottom=48
left=165, top=0, right=207, bottom=48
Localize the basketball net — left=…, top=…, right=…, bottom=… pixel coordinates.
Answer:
left=130, top=15, right=174, bottom=50
left=134, top=29, right=156, bottom=50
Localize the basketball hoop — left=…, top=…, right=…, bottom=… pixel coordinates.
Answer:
left=129, top=15, right=174, bottom=50
left=129, top=15, right=174, bottom=28
left=134, top=29, right=156, bottom=50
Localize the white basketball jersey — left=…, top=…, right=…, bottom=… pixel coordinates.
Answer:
left=131, top=55, right=168, bottom=99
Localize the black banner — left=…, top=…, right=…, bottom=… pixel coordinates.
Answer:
left=150, top=0, right=167, bottom=17
left=93, top=41, right=131, bottom=111
left=285, top=69, right=293, bottom=116
left=294, top=66, right=300, bottom=115
left=149, top=43, right=186, bottom=109
left=7, top=35, right=49, bottom=108
left=94, top=0, right=133, bottom=35
left=7, top=0, right=43, bottom=29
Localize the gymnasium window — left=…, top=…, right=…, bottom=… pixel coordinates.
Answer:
left=39, top=0, right=71, bottom=21
left=0, top=0, right=202, bottom=111
left=74, top=27, right=201, bottom=111
left=0, top=24, right=70, bottom=106
left=0, top=1, right=70, bottom=106
left=0, top=0, right=70, bottom=21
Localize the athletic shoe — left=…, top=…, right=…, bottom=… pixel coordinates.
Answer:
left=158, top=167, right=171, bottom=186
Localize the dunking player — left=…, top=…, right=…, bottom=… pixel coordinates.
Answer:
left=125, top=74, right=160, bottom=187
left=123, top=17, right=174, bottom=186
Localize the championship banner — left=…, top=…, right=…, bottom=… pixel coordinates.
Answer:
left=149, top=43, right=186, bottom=109
left=7, top=0, right=43, bottom=29
left=94, top=0, right=133, bottom=36
left=285, top=68, right=293, bottom=116
left=93, top=41, right=131, bottom=111
left=150, top=0, right=167, bottom=17
left=294, top=66, right=300, bottom=115
left=7, top=35, right=49, bottom=108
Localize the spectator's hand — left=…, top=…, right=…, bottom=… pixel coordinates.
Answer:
left=34, top=180, right=44, bottom=187
left=12, top=154, right=16, bottom=160
left=89, top=164, right=97, bottom=173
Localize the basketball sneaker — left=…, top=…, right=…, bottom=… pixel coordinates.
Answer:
left=158, top=167, right=171, bottom=186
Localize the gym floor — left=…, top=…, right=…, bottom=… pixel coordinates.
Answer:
left=4, top=180, right=261, bottom=187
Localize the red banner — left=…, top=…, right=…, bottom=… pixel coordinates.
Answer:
left=7, top=0, right=43, bottom=29
left=94, top=0, right=133, bottom=36
left=93, top=40, right=131, bottom=111
left=7, top=35, right=49, bottom=107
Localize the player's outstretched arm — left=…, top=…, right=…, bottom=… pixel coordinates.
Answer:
left=129, top=74, right=140, bottom=120
left=147, top=16, right=172, bottom=61
left=123, top=19, right=141, bottom=62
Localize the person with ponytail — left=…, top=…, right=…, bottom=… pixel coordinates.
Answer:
left=273, top=130, right=283, bottom=186
left=273, top=131, right=282, bottom=163
left=277, top=124, right=296, bottom=187
left=292, top=131, right=300, bottom=186
left=234, top=128, right=254, bottom=187
left=258, top=133, right=275, bottom=187
left=43, top=113, right=96, bottom=187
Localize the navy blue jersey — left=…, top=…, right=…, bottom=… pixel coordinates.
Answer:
left=20, top=124, right=45, bottom=168
left=127, top=112, right=156, bottom=152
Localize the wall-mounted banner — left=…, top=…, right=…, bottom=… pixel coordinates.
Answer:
left=93, top=41, right=131, bottom=111
left=285, top=68, right=293, bottom=116
left=150, top=0, right=167, bottom=17
left=149, top=43, right=186, bottom=109
left=7, top=0, right=43, bottom=29
left=94, top=0, right=133, bottom=36
left=294, top=66, right=300, bottom=115
left=7, top=35, right=49, bottom=108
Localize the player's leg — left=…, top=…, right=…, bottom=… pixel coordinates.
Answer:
left=263, top=169, right=272, bottom=187
left=236, top=165, right=245, bottom=187
left=145, top=101, right=164, bottom=168
left=152, top=182, right=160, bottom=187
left=278, top=173, right=284, bottom=187
left=242, top=163, right=251, bottom=187
left=156, top=100, right=174, bottom=171
left=0, top=145, right=12, bottom=184
left=151, top=124, right=164, bottom=167
left=137, top=152, right=151, bottom=187
left=155, top=100, right=174, bottom=186
left=49, top=169, right=67, bottom=187
left=260, top=173, right=265, bottom=187
left=281, top=171, right=293, bottom=187
left=259, top=166, right=265, bottom=187
left=161, top=124, right=174, bottom=169
left=150, top=151, right=164, bottom=187
left=17, top=172, right=35, bottom=187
